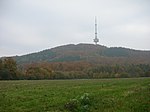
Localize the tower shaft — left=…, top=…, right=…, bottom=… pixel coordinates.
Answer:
left=95, top=17, right=97, bottom=39
left=94, top=16, right=99, bottom=45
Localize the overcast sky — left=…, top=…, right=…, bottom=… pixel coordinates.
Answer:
left=0, top=0, right=150, bottom=57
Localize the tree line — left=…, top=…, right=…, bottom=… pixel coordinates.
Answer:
left=0, top=57, right=150, bottom=80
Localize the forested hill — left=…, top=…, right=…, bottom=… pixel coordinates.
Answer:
left=13, top=44, right=150, bottom=65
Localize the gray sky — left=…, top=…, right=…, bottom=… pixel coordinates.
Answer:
left=0, top=0, right=150, bottom=57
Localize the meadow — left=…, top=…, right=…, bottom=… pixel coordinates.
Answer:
left=0, top=78, right=149, bottom=112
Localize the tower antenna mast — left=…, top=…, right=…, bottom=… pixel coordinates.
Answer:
left=93, top=16, right=99, bottom=45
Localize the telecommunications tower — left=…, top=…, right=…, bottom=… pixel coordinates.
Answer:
left=93, top=17, right=99, bottom=45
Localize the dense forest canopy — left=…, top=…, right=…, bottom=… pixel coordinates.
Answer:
left=13, top=44, right=150, bottom=65
left=0, top=44, right=150, bottom=80
left=0, top=58, right=150, bottom=80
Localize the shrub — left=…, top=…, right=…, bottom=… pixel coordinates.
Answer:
left=64, top=93, right=91, bottom=112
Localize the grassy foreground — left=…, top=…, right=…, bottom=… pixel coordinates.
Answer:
left=0, top=78, right=150, bottom=112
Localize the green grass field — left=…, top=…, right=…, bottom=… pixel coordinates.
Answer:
left=0, top=78, right=150, bottom=112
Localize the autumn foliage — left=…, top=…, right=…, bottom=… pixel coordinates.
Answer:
left=0, top=57, right=150, bottom=80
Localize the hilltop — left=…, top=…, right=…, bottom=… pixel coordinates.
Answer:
left=13, top=43, right=150, bottom=65
left=1, top=44, right=150, bottom=80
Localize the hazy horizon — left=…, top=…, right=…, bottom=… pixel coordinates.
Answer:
left=1, top=0, right=150, bottom=57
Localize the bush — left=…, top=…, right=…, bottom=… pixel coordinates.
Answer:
left=64, top=93, right=91, bottom=112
